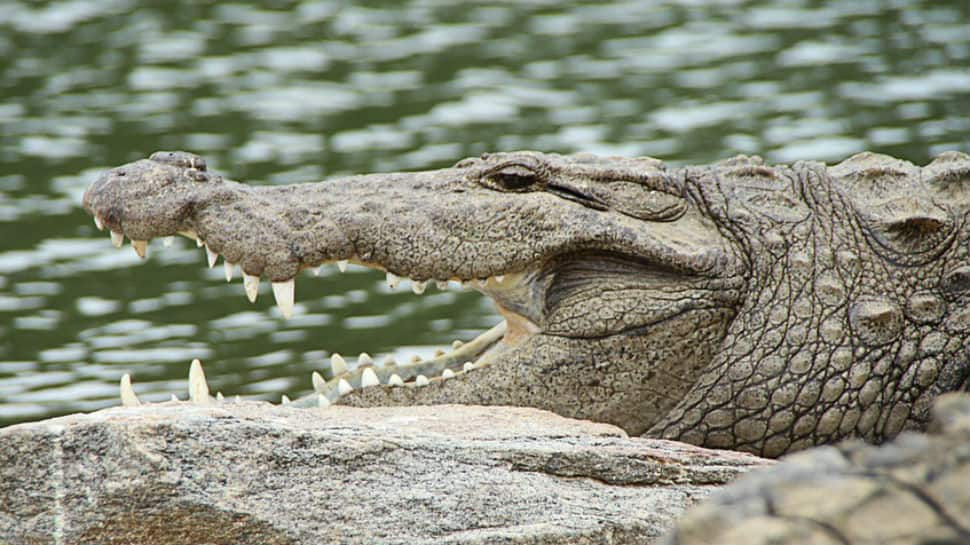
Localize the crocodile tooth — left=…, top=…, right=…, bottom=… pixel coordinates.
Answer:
left=131, top=240, right=148, bottom=259
left=383, top=355, right=397, bottom=366
left=281, top=394, right=291, bottom=404
left=119, top=374, right=141, bottom=407
left=410, top=355, right=422, bottom=364
left=463, top=362, right=475, bottom=372
left=216, top=392, right=224, bottom=401
left=188, top=358, right=211, bottom=405
left=110, top=231, right=124, bottom=248
left=94, top=216, right=104, bottom=231
left=337, top=378, right=353, bottom=396
left=312, top=371, right=326, bottom=393
left=163, top=236, right=174, bottom=247
left=434, top=348, right=446, bottom=357
left=337, top=260, right=348, bottom=272
left=361, top=368, right=380, bottom=388
left=272, top=279, right=295, bottom=319
left=476, top=278, right=488, bottom=288
left=388, top=374, right=404, bottom=386
left=312, top=266, right=322, bottom=276
left=170, top=393, right=179, bottom=402
left=224, top=261, right=235, bottom=282
left=358, top=352, right=374, bottom=366
left=415, top=374, right=429, bottom=386
left=386, top=272, right=400, bottom=289
left=436, top=280, right=449, bottom=290
left=205, top=244, right=219, bottom=268
left=318, top=394, right=330, bottom=408
left=442, top=369, right=456, bottom=379
left=243, top=273, right=259, bottom=303
left=234, top=395, right=241, bottom=403
left=495, top=274, right=505, bottom=283
left=330, top=353, right=347, bottom=375
left=451, top=340, right=464, bottom=349
left=411, top=280, right=427, bottom=294
left=196, top=238, right=204, bottom=248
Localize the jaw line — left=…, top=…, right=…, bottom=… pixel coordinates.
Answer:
left=290, top=267, right=542, bottom=406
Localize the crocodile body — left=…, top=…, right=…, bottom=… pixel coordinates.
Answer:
left=664, top=392, right=970, bottom=544
left=83, top=150, right=970, bottom=457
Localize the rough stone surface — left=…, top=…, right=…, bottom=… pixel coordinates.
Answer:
left=0, top=402, right=769, bottom=545
left=662, top=393, right=970, bottom=545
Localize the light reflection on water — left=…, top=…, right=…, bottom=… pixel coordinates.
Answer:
left=1, top=0, right=968, bottom=425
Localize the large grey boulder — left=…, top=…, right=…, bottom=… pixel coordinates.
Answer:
left=0, top=403, right=768, bottom=545
left=663, top=393, right=970, bottom=545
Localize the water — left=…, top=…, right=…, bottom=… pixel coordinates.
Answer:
left=1, top=0, right=968, bottom=425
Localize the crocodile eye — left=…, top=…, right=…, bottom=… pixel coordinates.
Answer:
left=481, top=165, right=541, bottom=192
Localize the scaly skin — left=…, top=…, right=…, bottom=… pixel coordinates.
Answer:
left=662, top=393, right=970, bottom=545
left=83, top=150, right=970, bottom=457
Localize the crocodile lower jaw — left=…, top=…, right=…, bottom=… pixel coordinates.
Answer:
left=102, top=228, right=540, bottom=407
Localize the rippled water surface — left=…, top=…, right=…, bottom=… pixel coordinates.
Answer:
left=1, top=0, right=968, bottom=424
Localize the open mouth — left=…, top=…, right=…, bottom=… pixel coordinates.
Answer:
left=94, top=223, right=539, bottom=406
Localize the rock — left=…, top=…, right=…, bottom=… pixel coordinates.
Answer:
left=662, top=393, right=970, bottom=545
left=0, top=403, right=768, bottom=545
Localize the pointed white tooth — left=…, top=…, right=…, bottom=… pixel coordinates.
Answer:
left=205, top=244, right=219, bottom=268
left=434, top=348, right=446, bottom=357
left=110, top=231, right=124, bottom=248
left=234, top=395, right=241, bottom=403
left=495, top=274, right=505, bottom=283
left=361, top=368, right=380, bottom=388
left=196, top=238, right=204, bottom=248
left=216, top=392, right=224, bottom=401
left=442, top=369, right=456, bottom=379
left=358, top=352, right=373, bottom=366
left=337, top=260, right=348, bottom=272
left=312, top=371, right=326, bottom=393
left=476, top=278, right=488, bottom=288
left=388, top=374, right=404, bottom=387
left=337, top=378, right=353, bottom=396
left=94, top=216, right=104, bottom=231
left=188, top=358, right=211, bottom=405
left=330, top=353, right=347, bottom=375
left=410, top=355, right=422, bottom=364
left=170, top=394, right=179, bottom=402
left=131, top=240, right=148, bottom=259
left=383, top=355, right=397, bottom=366
left=272, top=279, right=295, bottom=319
left=386, top=272, right=400, bottom=289
left=463, top=362, right=475, bottom=372
left=451, top=340, right=464, bottom=350
left=243, top=273, right=259, bottom=303
left=436, top=280, right=449, bottom=290
left=415, top=374, right=429, bottom=386
left=163, top=236, right=174, bottom=247
left=313, top=266, right=322, bottom=276
left=281, top=394, right=291, bottom=404
left=224, top=261, right=235, bottom=282
left=318, top=394, right=331, bottom=408
left=411, top=280, right=427, bottom=294
left=119, top=374, right=141, bottom=407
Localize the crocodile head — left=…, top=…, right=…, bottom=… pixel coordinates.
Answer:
left=84, top=149, right=970, bottom=457
left=83, top=150, right=745, bottom=436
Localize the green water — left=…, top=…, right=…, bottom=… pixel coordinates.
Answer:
left=1, top=0, right=968, bottom=425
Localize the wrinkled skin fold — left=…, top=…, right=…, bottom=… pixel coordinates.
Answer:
left=84, top=149, right=970, bottom=457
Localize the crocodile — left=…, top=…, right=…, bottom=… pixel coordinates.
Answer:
left=82, top=149, right=970, bottom=458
